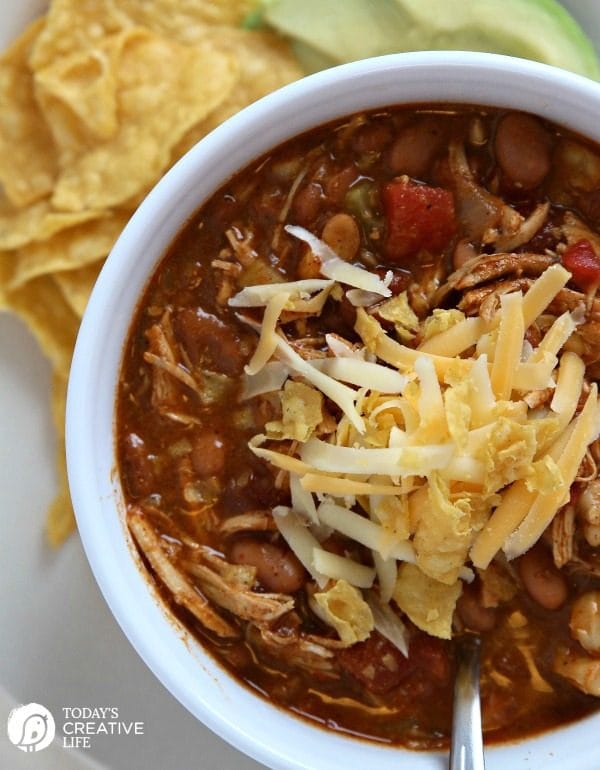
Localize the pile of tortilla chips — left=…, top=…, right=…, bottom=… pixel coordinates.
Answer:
left=0, top=0, right=302, bottom=545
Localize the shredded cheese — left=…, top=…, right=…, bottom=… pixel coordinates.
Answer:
left=418, top=316, right=487, bottom=357
left=244, top=292, right=289, bottom=375
left=238, top=238, right=594, bottom=643
left=312, top=548, right=376, bottom=588
left=275, top=336, right=365, bottom=434
left=229, top=279, right=333, bottom=307
left=285, top=224, right=391, bottom=296
left=309, top=357, right=407, bottom=393
left=490, top=292, right=524, bottom=400
left=272, top=506, right=328, bottom=588
left=521, top=264, right=571, bottom=328
left=504, top=385, right=600, bottom=559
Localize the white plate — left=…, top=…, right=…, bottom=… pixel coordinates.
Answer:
left=1, top=3, right=599, bottom=770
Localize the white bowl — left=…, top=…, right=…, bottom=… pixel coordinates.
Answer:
left=67, top=51, right=600, bottom=770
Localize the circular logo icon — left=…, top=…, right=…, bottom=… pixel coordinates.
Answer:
left=7, top=702, right=55, bottom=753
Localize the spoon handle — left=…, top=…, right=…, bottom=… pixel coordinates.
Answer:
left=449, top=635, right=486, bottom=770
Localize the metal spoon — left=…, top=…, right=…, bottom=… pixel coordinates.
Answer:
left=449, top=634, right=486, bottom=770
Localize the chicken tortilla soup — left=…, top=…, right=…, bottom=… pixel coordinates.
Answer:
left=117, top=105, right=600, bottom=749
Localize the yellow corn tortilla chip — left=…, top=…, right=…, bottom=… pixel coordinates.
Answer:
left=313, top=579, right=374, bottom=646
left=5, top=275, right=79, bottom=374
left=421, top=308, right=465, bottom=341
left=0, top=195, right=102, bottom=251
left=0, top=19, right=58, bottom=206
left=29, top=0, right=132, bottom=70
left=393, top=563, right=462, bottom=640
left=266, top=380, right=323, bottom=442
left=34, top=32, right=128, bottom=152
left=172, top=28, right=302, bottom=160
left=9, top=210, right=129, bottom=289
left=47, top=373, right=76, bottom=546
left=412, top=473, right=473, bottom=585
left=377, top=292, right=419, bottom=342
left=51, top=29, right=237, bottom=211
left=54, top=260, right=104, bottom=319
left=119, top=0, right=259, bottom=38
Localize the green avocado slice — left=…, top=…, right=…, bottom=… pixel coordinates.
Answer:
left=262, top=0, right=600, bottom=79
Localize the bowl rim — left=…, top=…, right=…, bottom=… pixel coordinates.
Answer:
left=67, top=50, right=600, bottom=770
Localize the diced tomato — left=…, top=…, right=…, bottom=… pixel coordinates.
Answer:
left=381, top=178, right=456, bottom=260
left=562, top=238, right=600, bottom=291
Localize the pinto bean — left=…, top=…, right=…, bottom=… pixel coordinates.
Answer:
left=191, top=430, right=226, bottom=478
left=324, top=165, right=359, bottom=203
left=387, top=118, right=445, bottom=178
left=321, top=213, right=360, bottom=262
left=229, top=538, right=306, bottom=593
left=456, top=587, right=497, bottom=632
left=352, top=122, right=394, bottom=154
left=517, top=543, right=568, bottom=610
left=494, top=112, right=551, bottom=189
left=121, top=432, right=154, bottom=498
left=292, top=181, right=323, bottom=226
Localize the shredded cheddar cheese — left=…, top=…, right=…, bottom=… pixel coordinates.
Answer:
left=233, top=257, right=600, bottom=640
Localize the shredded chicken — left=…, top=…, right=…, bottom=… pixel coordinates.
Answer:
left=247, top=624, right=343, bottom=677
left=184, top=547, right=294, bottom=624
left=219, top=511, right=278, bottom=535
left=127, top=508, right=238, bottom=639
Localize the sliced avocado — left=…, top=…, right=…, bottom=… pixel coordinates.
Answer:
left=263, top=0, right=600, bottom=79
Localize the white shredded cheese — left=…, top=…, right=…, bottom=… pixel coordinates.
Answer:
left=272, top=506, right=328, bottom=588
left=312, top=548, right=376, bottom=588
left=242, top=361, right=289, bottom=400
left=275, top=336, right=365, bottom=434
left=229, top=279, right=333, bottom=307
left=285, top=224, right=391, bottom=296
left=309, top=357, right=407, bottom=394
left=244, top=292, right=289, bottom=375
left=301, top=437, right=454, bottom=476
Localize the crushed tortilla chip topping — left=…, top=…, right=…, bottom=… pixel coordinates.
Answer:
left=312, top=579, right=374, bottom=646
left=393, top=563, right=462, bottom=639
left=266, top=380, right=324, bottom=442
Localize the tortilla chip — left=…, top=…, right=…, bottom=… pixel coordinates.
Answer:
left=412, top=473, right=472, bottom=585
left=47, top=373, right=76, bottom=545
left=9, top=210, right=129, bottom=289
left=444, top=380, right=472, bottom=452
left=51, top=29, right=237, bottom=211
left=172, top=28, right=302, bottom=160
left=5, top=275, right=79, bottom=374
left=54, top=260, right=103, bottom=318
left=393, top=563, right=462, bottom=640
left=29, top=0, right=131, bottom=70
left=421, top=308, right=465, bottom=341
left=266, top=380, right=323, bottom=441
left=0, top=195, right=102, bottom=251
left=313, top=579, right=374, bottom=646
left=0, top=19, right=58, bottom=206
left=483, top=416, right=537, bottom=494
left=34, top=32, right=128, bottom=153
left=119, top=0, right=260, bottom=39
left=377, top=292, right=419, bottom=342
